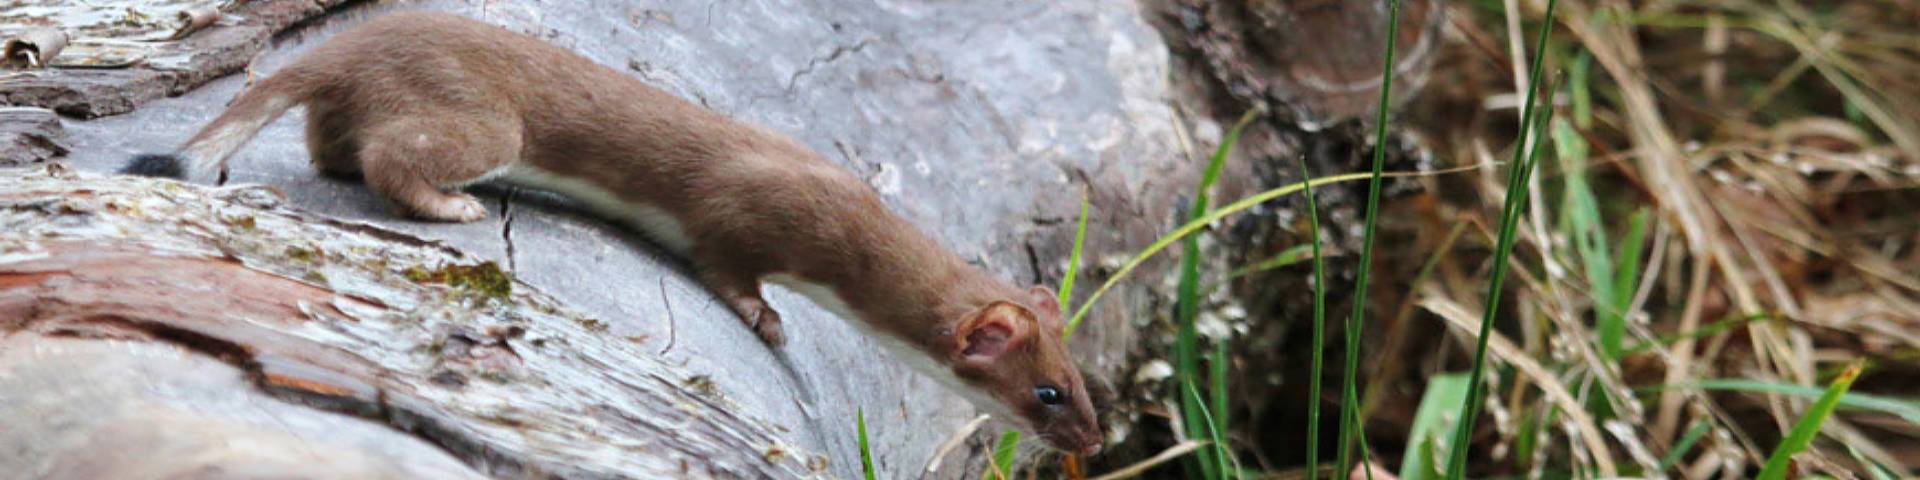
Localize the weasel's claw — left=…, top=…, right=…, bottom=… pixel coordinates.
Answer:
left=749, top=306, right=786, bottom=347
left=413, top=192, right=488, bottom=223
left=708, top=278, right=786, bottom=348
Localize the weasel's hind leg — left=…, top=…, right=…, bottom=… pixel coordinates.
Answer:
left=357, top=115, right=521, bottom=223
left=699, top=267, right=787, bottom=347
left=305, top=102, right=362, bottom=180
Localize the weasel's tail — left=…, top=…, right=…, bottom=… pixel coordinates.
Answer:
left=121, top=71, right=312, bottom=180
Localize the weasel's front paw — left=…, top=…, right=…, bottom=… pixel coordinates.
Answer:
left=747, top=305, right=786, bottom=347
left=418, top=193, right=489, bottom=223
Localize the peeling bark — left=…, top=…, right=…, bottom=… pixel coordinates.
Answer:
left=0, top=107, right=67, bottom=165
left=0, top=0, right=360, bottom=118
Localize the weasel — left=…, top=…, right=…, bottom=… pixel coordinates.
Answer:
left=121, top=12, right=1102, bottom=455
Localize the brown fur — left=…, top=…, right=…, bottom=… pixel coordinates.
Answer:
left=138, top=12, right=1102, bottom=454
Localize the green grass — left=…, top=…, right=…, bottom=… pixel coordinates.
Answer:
left=1225, top=244, right=1315, bottom=280
left=1655, top=420, right=1712, bottom=473
left=1300, top=153, right=1330, bottom=480
left=1757, top=362, right=1866, bottom=480
left=857, top=408, right=876, bottom=480
left=979, top=189, right=1092, bottom=476
left=951, top=0, right=1565, bottom=476
left=1061, top=192, right=1091, bottom=316
left=1443, top=0, right=1561, bottom=477
left=1186, top=380, right=1234, bottom=478
left=988, top=429, right=1021, bottom=479
left=1621, top=312, right=1773, bottom=355
left=1555, top=117, right=1621, bottom=360
left=1644, top=378, right=1920, bottom=426
left=1174, top=106, right=1260, bottom=479
left=1569, top=50, right=1593, bottom=128
left=973, top=2, right=1554, bottom=478
left=1446, top=96, right=1553, bottom=478
left=1402, top=374, right=1471, bottom=480
left=1336, top=0, right=1405, bottom=477
left=1555, top=114, right=1651, bottom=363
left=1062, top=168, right=1418, bottom=338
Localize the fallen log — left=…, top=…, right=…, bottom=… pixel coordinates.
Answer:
left=0, top=164, right=826, bottom=479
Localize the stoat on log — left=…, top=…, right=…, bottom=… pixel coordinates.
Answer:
left=123, top=12, right=1102, bottom=455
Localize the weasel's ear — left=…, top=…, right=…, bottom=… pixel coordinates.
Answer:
left=1027, top=286, right=1063, bottom=330
left=954, top=301, right=1034, bottom=365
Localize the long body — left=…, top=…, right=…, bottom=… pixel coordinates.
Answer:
left=122, top=12, right=1101, bottom=454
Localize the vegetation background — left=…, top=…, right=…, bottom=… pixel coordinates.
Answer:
left=948, top=0, right=1920, bottom=478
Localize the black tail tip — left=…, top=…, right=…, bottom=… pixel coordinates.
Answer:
left=121, top=153, right=185, bottom=179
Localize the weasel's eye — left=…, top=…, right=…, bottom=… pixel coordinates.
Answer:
left=1035, top=385, right=1065, bottom=405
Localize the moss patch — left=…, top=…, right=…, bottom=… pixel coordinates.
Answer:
left=404, top=261, right=513, bottom=301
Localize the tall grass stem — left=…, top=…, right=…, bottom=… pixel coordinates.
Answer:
left=1300, top=155, right=1328, bottom=480
left=1336, top=0, right=1403, bottom=477
left=1442, top=1, right=1561, bottom=475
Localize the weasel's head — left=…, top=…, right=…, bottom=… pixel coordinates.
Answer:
left=947, top=286, right=1103, bottom=456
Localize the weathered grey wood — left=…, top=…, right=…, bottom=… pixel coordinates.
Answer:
left=0, top=0, right=360, bottom=118
left=1, top=165, right=828, bottom=478
left=0, top=339, right=492, bottom=480
left=0, top=107, right=66, bottom=165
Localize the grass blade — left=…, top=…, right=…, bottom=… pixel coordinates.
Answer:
left=1611, top=208, right=1650, bottom=319
left=1570, top=49, right=1593, bottom=128
left=1301, top=157, right=1329, bottom=480
left=1402, top=374, right=1471, bottom=480
left=1185, top=380, right=1232, bottom=479
left=1756, top=361, right=1867, bottom=480
left=1174, top=107, right=1260, bottom=479
left=1060, top=191, right=1091, bottom=316
left=1446, top=100, right=1551, bottom=479
left=1060, top=164, right=1481, bottom=337
left=1211, top=341, right=1232, bottom=477
left=1443, top=0, right=1558, bottom=477
left=1553, top=117, right=1623, bottom=359
left=1338, top=0, right=1403, bottom=477
left=1644, top=379, right=1920, bottom=426
left=1225, top=244, right=1315, bottom=280
left=858, top=408, right=877, bottom=480
left=1655, top=420, right=1711, bottom=474
left=1621, top=312, right=1773, bottom=354
left=988, top=430, right=1021, bottom=480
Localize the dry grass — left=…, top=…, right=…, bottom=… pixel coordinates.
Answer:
left=1392, top=0, right=1920, bottom=477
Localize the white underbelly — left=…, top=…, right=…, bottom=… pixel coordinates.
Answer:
left=764, top=274, right=1014, bottom=421
left=498, top=164, right=695, bottom=255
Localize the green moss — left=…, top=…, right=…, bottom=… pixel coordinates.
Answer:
left=285, top=245, right=319, bottom=263
left=403, top=261, right=514, bottom=301
left=223, top=214, right=257, bottom=231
